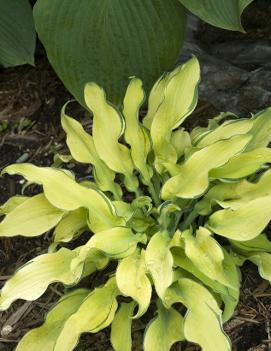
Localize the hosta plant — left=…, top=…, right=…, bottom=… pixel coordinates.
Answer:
left=1, top=56, right=271, bottom=351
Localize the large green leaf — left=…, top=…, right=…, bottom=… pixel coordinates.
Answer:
left=0, top=0, right=36, bottom=67
left=178, top=0, right=253, bottom=31
left=33, top=0, right=186, bottom=106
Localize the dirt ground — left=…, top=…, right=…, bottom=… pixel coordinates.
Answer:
left=0, top=2, right=271, bottom=350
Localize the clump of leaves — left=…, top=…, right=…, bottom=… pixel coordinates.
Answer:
left=1, top=57, right=271, bottom=351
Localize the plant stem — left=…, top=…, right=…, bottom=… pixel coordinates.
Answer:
left=180, top=209, right=199, bottom=230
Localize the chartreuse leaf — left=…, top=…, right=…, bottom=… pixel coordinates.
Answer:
left=84, top=83, right=138, bottom=192
left=195, top=119, right=253, bottom=148
left=116, top=250, right=151, bottom=318
left=196, top=169, right=271, bottom=214
left=0, top=194, right=64, bottom=237
left=172, top=247, right=240, bottom=322
left=0, top=0, right=36, bottom=67
left=246, top=107, right=271, bottom=151
left=54, top=278, right=118, bottom=351
left=54, top=208, right=87, bottom=243
left=16, top=289, right=89, bottom=351
left=145, top=231, right=173, bottom=299
left=110, top=302, right=135, bottom=351
left=162, top=134, right=251, bottom=200
left=144, top=300, right=184, bottom=351
left=0, top=248, right=81, bottom=311
left=208, top=196, right=271, bottom=241
left=72, top=227, right=147, bottom=273
left=3, top=164, right=123, bottom=232
left=170, top=129, right=191, bottom=159
left=165, top=278, right=231, bottom=351
left=183, top=227, right=231, bottom=287
left=231, top=233, right=271, bottom=254
left=210, top=147, right=271, bottom=179
left=0, top=196, right=28, bottom=214
left=150, top=57, right=200, bottom=171
left=61, top=108, right=122, bottom=199
left=179, top=0, right=253, bottom=31
left=248, top=253, right=271, bottom=283
left=123, top=78, right=153, bottom=184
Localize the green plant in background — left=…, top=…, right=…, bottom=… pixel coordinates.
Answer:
left=0, top=0, right=36, bottom=67
left=1, top=56, right=271, bottom=351
left=33, top=0, right=253, bottom=106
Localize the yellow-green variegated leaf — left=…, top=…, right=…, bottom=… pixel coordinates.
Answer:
left=0, top=196, right=28, bottom=214
left=61, top=108, right=122, bottom=198
left=246, top=107, right=271, bottom=151
left=210, top=148, right=271, bottom=179
left=231, top=234, right=271, bottom=254
left=0, top=248, right=81, bottom=311
left=183, top=227, right=231, bottom=287
left=248, top=253, right=271, bottom=283
left=116, top=250, right=151, bottom=318
left=195, top=119, right=253, bottom=148
left=150, top=57, right=200, bottom=171
left=54, top=278, right=118, bottom=351
left=16, top=289, right=89, bottom=351
left=196, top=169, right=271, bottom=214
left=145, top=231, right=173, bottom=299
left=123, top=78, right=153, bottom=184
left=54, top=208, right=87, bottom=243
left=0, top=193, right=64, bottom=237
left=110, top=302, right=135, bottom=351
left=72, top=227, right=147, bottom=273
left=172, top=247, right=240, bottom=322
left=170, top=129, right=191, bottom=159
left=208, top=196, right=271, bottom=241
left=162, top=134, right=251, bottom=200
left=3, top=163, right=123, bottom=232
left=144, top=300, right=184, bottom=351
left=165, top=278, right=231, bottom=351
left=80, top=248, right=109, bottom=278
left=84, top=83, right=138, bottom=192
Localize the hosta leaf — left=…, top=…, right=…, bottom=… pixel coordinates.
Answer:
left=195, top=119, right=253, bottom=148
left=246, top=107, right=271, bottom=151
left=85, top=83, right=138, bottom=192
left=110, top=302, right=135, bottom=351
left=0, top=0, right=36, bottom=67
left=54, top=278, right=118, bottom=351
left=165, top=278, right=231, bottom=351
left=178, top=0, right=253, bottom=31
left=145, top=231, right=173, bottom=299
left=0, top=194, right=64, bottom=237
left=0, top=196, right=28, bottom=214
left=144, top=300, right=184, bottom=351
left=0, top=248, right=81, bottom=310
left=196, top=169, right=271, bottom=214
left=72, top=227, right=147, bottom=272
left=170, top=129, right=191, bottom=159
left=162, top=134, right=251, bottom=200
left=208, top=196, right=271, bottom=241
left=116, top=250, right=151, bottom=318
left=210, top=148, right=271, bottom=179
left=3, top=163, right=122, bottom=232
left=231, top=233, right=271, bottom=254
left=183, top=227, right=231, bottom=287
left=33, top=0, right=186, bottom=106
left=16, top=289, right=89, bottom=351
left=61, top=108, right=121, bottom=198
left=54, top=208, right=87, bottom=243
left=150, top=57, right=200, bottom=171
left=172, top=248, right=240, bottom=322
left=248, top=253, right=271, bottom=283
left=123, top=78, right=153, bottom=184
